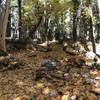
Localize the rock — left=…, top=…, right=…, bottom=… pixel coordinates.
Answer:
left=64, top=73, right=69, bottom=78
left=82, top=73, right=95, bottom=84
left=9, top=55, right=16, bottom=61
left=86, top=51, right=96, bottom=60
left=50, top=90, right=58, bottom=97
left=71, top=95, right=77, bottom=100
left=41, top=58, right=58, bottom=71
left=95, top=77, right=100, bottom=80
left=82, top=73, right=90, bottom=78
left=85, top=78, right=95, bottom=84
left=85, top=51, right=96, bottom=66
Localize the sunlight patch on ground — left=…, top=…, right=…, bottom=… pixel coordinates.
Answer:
left=39, top=39, right=58, bottom=46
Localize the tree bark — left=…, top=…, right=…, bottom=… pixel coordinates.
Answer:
left=95, top=0, right=100, bottom=42
left=88, top=0, right=96, bottom=53
left=0, top=0, right=10, bottom=51
left=89, top=18, right=96, bottom=53
left=72, top=0, right=79, bottom=41
left=18, top=0, right=22, bottom=38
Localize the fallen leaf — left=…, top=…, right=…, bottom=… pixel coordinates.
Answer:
left=42, top=87, right=50, bottom=95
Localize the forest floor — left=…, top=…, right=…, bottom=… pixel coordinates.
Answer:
left=0, top=42, right=100, bottom=100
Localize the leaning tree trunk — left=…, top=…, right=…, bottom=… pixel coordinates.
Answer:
left=0, top=0, right=10, bottom=51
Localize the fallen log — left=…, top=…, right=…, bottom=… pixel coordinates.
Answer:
left=63, top=47, right=78, bottom=55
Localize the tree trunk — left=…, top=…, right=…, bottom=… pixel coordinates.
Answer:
left=72, top=0, right=79, bottom=41
left=0, top=0, right=10, bottom=51
left=6, top=14, right=11, bottom=37
left=72, top=14, right=77, bottom=41
left=88, top=0, right=96, bottom=53
left=18, top=0, right=22, bottom=38
left=95, top=0, right=100, bottom=42
left=89, top=18, right=96, bottom=53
